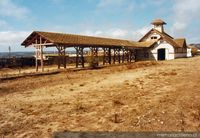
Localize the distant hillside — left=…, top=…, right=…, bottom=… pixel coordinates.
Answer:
left=189, top=44, right=200, bottom=49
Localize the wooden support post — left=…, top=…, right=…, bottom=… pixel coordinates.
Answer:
left=57, top=46, right=61, bottom=69
left=90, top=47, right=99, bottom=67
left=127, top=50, right=131, bottom=62
left=63, top=47, right=66, bottom=69
left=122, top=48, right=125, bottom=63
left=108, top=48, right=111, bottom=64
left=82, top=51, right=84, bottom=68
left=103, top=48, right=106, bottom=65
left=75, top=47, right=78, bottom=68
left=75, top=47, right=84, bottom=68
left=118, top=48, right=121, bottom=64
left=113, top=48, right=116, bottom=64
left=40, top=37, right=44, bottom=72
left=135, top=49, right=137, bottom=62
left=35, top=39, right=39, bottom=72
left=113, top=48, right=121, bottom=64
left=56, top=46, right=66, bottom=69
left=130, top=49, right=136, bottom=62
left=103, top=47, right=111, bottom=65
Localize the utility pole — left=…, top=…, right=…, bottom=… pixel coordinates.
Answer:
left=8, top=46, right=11, bottom=58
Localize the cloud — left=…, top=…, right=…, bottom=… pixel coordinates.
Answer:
left=131, top=26, right=151, bottom=40
left=50, top=0, right=64, bottom=4
left=0, top=0, right=29, bottom=19
left=80, top=26, right=151, bottom=41
left=171, top=0, right=200, bottom=38
left=97, top=0, right=135, bottom=12
left=97, top=0, right=124, bottom=8
left=80, top=28, right=128, bottom=39
left=0, top=20, right=7, bottom=28
left=0, top=31, right=30, bottom=51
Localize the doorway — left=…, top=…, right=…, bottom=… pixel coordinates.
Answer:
left=158, top=48, right=165, bottom=60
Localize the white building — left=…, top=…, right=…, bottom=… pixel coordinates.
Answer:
left=136, top=19, right=190, bottom=61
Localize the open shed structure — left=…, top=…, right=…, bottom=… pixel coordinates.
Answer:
left=21, top=31, right=155, bottom=71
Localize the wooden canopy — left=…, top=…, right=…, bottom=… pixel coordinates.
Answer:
left=21, top=31, right=156, bottom=48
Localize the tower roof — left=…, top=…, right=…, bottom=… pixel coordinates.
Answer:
left=151, top=19, right=166, bottom=25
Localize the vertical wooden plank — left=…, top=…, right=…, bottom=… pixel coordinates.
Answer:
left=57, top=46, right=61, bottom=69
left=40, top=37, right=44, bottom=72
left=108, top=48, right=111, bottom=64
left=63, top=46, right=67, bottom=69
left=35, top=39, right=38, bottom=72
left=118, top=48, right=121, bottom=64
left=75, top=47, right=78, bottom=68
left=81, top=47, right=84, bottom=68
left=122, top=48, right=125, bottom=63
left=103, top=48, right=105, bottom=65
left=113, top=48, right=116, bottom=64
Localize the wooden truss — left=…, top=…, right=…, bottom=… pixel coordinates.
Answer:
left=103, top=47, right=111, bottom=65
left=31, top=36, right=137, bottom=72
left=56, top=46, right=66, bottom=69
left=90, top=47, right=99, bottom=66
left=75, top=47, right=84, bottom=68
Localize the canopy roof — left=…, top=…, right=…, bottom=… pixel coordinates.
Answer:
left=21, top=31, right=156, bottom=48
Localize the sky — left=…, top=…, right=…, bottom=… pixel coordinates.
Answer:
left=0, top=0, right=200, bottom=52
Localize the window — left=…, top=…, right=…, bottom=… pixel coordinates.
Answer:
left=151, top=36, right=157, bottom=39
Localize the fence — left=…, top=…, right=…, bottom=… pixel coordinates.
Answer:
left=0, top=57, right=35, bottom=68
left=0, top=56, right=108, bottom=69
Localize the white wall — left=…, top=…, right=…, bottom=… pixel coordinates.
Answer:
left=187, top=48, right=192, bottom=57
left=175, top=53, right=187, bottom=58
left=153, top=25, right=164, bottom=33
left=150, top=41, right=175, bottom=60
left=146, top=33, right=161, bottom=41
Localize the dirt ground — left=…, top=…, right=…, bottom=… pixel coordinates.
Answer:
left=0, top=57, right=200, bottom=138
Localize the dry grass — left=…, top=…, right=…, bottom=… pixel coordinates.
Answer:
left=0, top=57, right=200, bottom=137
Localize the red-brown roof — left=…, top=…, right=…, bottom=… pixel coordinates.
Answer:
left=174, top=38, right=187, bottom=47
left=151, top=19, right=166, bottom=25
left=139, top=29, right=186, bottom=48
left=21, top=31, right=156, bottom=48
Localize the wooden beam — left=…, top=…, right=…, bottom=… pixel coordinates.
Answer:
left=63, top=47, right=67, bottom=69
left=75, top=47, right=84, bottom=68
left=35, top=39, right=38, bottom=72
left=32, top=43, right=54, bottom=47
left=56, top=46, right=61, bottom=69
left=40, top=37, right=44, bottom=72
left=108, top=48, right=111, bottom=64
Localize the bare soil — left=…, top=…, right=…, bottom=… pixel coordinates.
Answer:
left=0, top=57, right=200, bottom=138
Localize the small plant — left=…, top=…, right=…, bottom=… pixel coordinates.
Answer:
left=79, top=83, right=85, bottom=87
left=87, top=56, right=99, bottom=69
left=74, top=94, right=86, bottom=112
left=113, top=100, right=124, bottom=106
left=180, top=111, right=185, bottom=131
left=18, top=68, right=21, bottom=75
left=126, top=64, right=135, bottom=69
left=110, top=112, right=123, bottom=123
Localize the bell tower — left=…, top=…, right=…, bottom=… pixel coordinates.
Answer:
left=151, top=19, right=166, bottom=33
